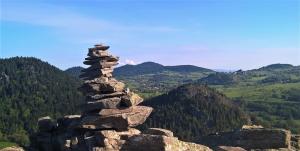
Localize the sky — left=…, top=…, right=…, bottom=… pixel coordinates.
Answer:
left=0, top=0, right=299, bottom=70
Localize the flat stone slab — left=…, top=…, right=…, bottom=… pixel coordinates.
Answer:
left=87, top=92, right=125, bottom=101
left=79, top=79, right=125, bottom=94
left=143, top=128, right=174, bottom=137
left=83, top=56, right=119, bottom=65
left=121, top=134, right=213, bottom=151
left=121, top=92, right=143, bottom=107
left=83, top=97, right=122, bottom=112
left=78, top=106, right=153, bottom=130
left=80, top=68, right=113, bottom=79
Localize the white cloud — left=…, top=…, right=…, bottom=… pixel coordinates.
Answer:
left=125, top=59, right=136, bottom=65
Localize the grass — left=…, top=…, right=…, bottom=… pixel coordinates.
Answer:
left=213, top=82, right=300, bottom=133
left=0, top=141, right=18, bottom=149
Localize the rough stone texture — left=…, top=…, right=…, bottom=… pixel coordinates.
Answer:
left=202, top=127, right=292, bottom=150
left=121, top=91, right=144, bottom=106
left=291, top=134, right=300, bottom=150
left=121, top=134, right=213, bottom=151
left=1, top=147, right=24, bottom=151
left=216, top=146, right=247, bottom=151
left=143, top=128, right=174, bottom=137
left=79, top=106, right=153, bottom=130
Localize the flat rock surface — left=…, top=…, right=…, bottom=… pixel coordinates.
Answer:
left=143, top=128, right=174, bottom=137
left=79, top=106, right=153, bottom=130
left=121, top=134, right=212, bottom=151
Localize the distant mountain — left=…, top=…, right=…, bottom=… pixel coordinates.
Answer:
left=114, top=62, right=214, bottom=77
left=0, top=57, right=84, bottom=146
left=259, top=63, right=294, bottom=70
left=65, top=66, right=84, bottom=78
left=197, top=72, right=240, bottom=85
left=64, top=62, right=214, bottom=78
left=114, top=62, right=165, bottom=76
left=141, top=83, right=249, bottom=142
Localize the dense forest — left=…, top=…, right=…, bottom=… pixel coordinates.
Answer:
left=140, top=84, right=249, bottom=143
left=0, top=57, right=84, bottom=146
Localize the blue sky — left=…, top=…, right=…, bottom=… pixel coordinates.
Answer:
left=1, top=0, right=299, bottom=70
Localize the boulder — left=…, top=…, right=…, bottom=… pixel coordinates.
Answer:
left=235, top=128, right=291, bottom=149
left=143, top=128, right=174, bottom=137
left=121, top=134, right=213, bottom=151
left=79, top=106, right=153, bottom=130
left=117, top=128, right=141, bottom=140
left=202, top=128, right=291, bottom=150
left=38, top=116, right=56, bottom=132
left=79, top=80, right=125, bottom=94
left=83, top=97, right=122, bottom=112
left=121, top=92, right=143, bottom=107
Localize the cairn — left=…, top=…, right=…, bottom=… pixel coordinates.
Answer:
left=76, top=44, right=153, bottom=149
left=31, top=44, right=213, bottom=151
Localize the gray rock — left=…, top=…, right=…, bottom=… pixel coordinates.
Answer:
left=83, top=97, right=122, bottom=112
left=79, top=106, right=153, bottom=130
left=121, top=134, right=213, bottom=151
left=79, top=80, right=125, bottom=94
left=121, top=92, right=143, bottom=107
left=143, top=128, right=174, bottom=137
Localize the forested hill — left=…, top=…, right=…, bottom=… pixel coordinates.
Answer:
left=65, top=62, right=214, bottom=78
left=0, top=57, right=84, bottom=146
left=141, top=84, right=250, bottom=143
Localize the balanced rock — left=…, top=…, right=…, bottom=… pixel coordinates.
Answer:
left=79, top=106, right=153, bottom=130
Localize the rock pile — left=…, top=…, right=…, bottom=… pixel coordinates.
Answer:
left=77, top=44, right=152, bottom=132
left=30, top=44, right=212, bottom=151
left=201, top=125, right=294, bottom=151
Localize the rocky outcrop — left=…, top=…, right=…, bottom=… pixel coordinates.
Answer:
left=1, top=146, right=24, bottom=151
left=30, top=44, right=212, bottom=151
left=291, top=134, right=300, bottom=150
left=202, top=125, right=293, bottom=151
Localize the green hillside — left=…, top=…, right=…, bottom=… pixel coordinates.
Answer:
left=65, top=62, right=300, bottom=133
left=0, top=57, right=84, bottom=146
left=140, top=84, right=249, bottom=142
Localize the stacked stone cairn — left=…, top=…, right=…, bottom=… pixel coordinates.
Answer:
left=76, top=44, right=153, bottom=150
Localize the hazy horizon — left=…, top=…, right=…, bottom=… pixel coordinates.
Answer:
left=1, top=0, right=299, bottom=70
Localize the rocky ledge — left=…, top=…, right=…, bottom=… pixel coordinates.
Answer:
left=201, top=125, right=300, bottom=151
